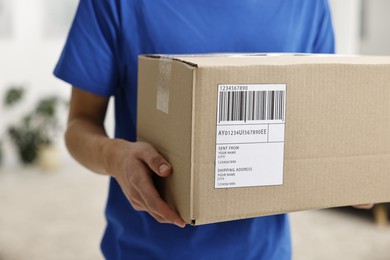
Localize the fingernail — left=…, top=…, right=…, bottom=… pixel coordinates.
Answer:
left=175, top=221, right=186, bottom=228
left=159, top=164, right=169, bottom=174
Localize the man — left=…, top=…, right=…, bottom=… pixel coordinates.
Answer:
left=55, top=0, right=345, bottom=259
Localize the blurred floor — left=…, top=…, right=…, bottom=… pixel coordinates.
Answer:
left=0, top=163, right=107, bottom=260
left=0, top=162, right=389, bottom=260
left=291, top=209, right=390, bottom=260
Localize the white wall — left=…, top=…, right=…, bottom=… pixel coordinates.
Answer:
left=359, top=0, right=390, bottom=55
left=328, top=0, right=362, bottom=54
left=0, top=0, right=114, bottom=168
left=328, top=0, right=390, bottom=55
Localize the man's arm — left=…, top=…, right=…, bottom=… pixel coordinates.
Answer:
left=65, top=87, right=187, bottom=228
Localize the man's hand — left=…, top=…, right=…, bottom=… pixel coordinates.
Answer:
left=65, top=87, right=186, bottom=228
left=104, top=140, right=187, bottom=228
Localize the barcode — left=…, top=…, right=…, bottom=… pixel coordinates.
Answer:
left=218, top=90, right=285, bottom=122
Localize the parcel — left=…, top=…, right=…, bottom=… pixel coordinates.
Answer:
left=137, top=54, right=390, bottom=225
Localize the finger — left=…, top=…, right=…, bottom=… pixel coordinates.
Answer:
left=124, top=190, right=145, bottom=211
left=353, top=204, right=374, bottom=209
left=148, top=211, right=169, bottom=224
left=128, top=187, right=167, bottom=222
left=135, top=177, right=186, bottom=228
left=126, top=180, right=165, bottom=217
left=129, top=198, right=144, bottom=211
left=145, top=194, right=186, bottom=228
left=119, top=174, right=147, bottom=211
left=138, top=144, right=172, bottom=177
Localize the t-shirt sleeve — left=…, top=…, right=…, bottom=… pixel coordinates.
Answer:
left=54, top=0, right=119, bottom=97
left=313, top=0, right=335, bottom=54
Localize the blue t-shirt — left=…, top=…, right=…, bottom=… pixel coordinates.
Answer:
left=55, top=0, right=334, bottom=259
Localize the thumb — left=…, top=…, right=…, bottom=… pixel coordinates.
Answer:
left=141, top=145, right=172, bottom=177
left=156, top=163, right=171, bottom=177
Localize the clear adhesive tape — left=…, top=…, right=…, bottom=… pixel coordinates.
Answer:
left=156, top=57, right=173, bottom=114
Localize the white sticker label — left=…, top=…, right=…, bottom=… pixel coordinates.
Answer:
left=215, top=84, right=286, bottom=188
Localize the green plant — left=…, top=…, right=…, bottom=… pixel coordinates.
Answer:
left=0, top=87, right=66, bottom=166
left=8, top=125, right=41, bottom=164
left=4, top=87, right=24, bottom=106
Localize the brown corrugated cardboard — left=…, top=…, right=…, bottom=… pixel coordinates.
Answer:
left=137, top=54, right=390, bottom=225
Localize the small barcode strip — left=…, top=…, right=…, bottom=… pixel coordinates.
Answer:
left=218, top=90, right=285, bottom=122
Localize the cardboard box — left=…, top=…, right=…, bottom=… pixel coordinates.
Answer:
left=137, top=54, right=390, bottom=225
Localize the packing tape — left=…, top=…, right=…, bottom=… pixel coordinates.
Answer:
left=157, top=57, right=173, bottom=114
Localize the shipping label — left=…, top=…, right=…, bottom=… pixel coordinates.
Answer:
left=215, top=84, right=286, bottom=188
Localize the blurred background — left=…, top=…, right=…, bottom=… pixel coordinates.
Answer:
left=0, top=0, right=389, bottom=259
